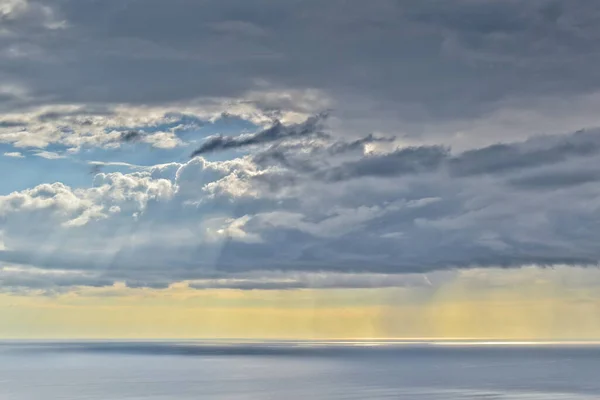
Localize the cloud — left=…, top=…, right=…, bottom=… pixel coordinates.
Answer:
left=189, top=271, right=435, bottom=290
left=191, top=113, right=328, bottom=157
left=33, top=150, right=65, bottom=159
left=0, top=127, right=600, bottom=292
left=508, top=169, right=600, bottom=190
left=3, top=151, right=24, bottom=158
left=0, top=0, right=65, bottom=33
left=251, top=129, right=600, bottom=184
left=119, top=130, right=142, bottom=143
left=448, top=129, right=600, bottom=177
left=2, top=1, right=600, bottom=149
left=0, top=265, right=113, bottom=293
left=141, top=131, right=182, bottom=149
left=88, top=161, right=145, bottom=169
left=319, top=146, right=448, bottom=182
left=0, top=104, right=251, bottom=152
left=36, top=107, right=114, bottom=122
left=327, top=134, right=395, bottom=156
left=0, top=120, right=26, bottom=128
left=0, top=174, right=174, bottom=230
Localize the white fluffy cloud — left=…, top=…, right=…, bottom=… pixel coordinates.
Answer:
left=0, top=172, right=175, bottom=238
left=3, top=151, right=23, bottom=158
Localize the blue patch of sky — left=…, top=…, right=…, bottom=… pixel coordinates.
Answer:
left=0, top=143, right=91, bottom=193
left=0, top=116, right=260, bottom=194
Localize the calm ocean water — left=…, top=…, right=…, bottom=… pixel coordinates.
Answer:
left=1, top=341, right=600, bottom=399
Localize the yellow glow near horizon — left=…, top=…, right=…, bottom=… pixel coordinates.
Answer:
left=2, top=267, right=600, bottom=340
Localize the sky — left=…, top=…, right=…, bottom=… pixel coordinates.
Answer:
left=2, top=0, right=600, bottom=339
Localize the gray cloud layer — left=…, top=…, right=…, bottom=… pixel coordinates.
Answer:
left=3, top=1, right=600, bottom=144
left=253, top=128, right=600, bottom=184
left=191, top=113, right=328, bottom=157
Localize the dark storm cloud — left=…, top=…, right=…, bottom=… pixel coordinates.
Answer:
left=37, top=107, right=114, bottom=122
left=508, top=170, right=600, bottom=190
left=0, top=269, right=114, bottom=291
left=251, top=129, right=600, bottom=183
left=191, top=113, right=328, bottom=156
left=449, top=130, right=600, bottom=177
left=124, top=280, right=171, bottom=289
left=119, top=130, right=142, bottom=143
left=320, top=146, right=448, bottom=182
left=3, top=0, right=600, bottom=134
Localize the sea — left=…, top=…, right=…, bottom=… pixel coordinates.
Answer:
left=1, top=341, right=600, bottom=399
